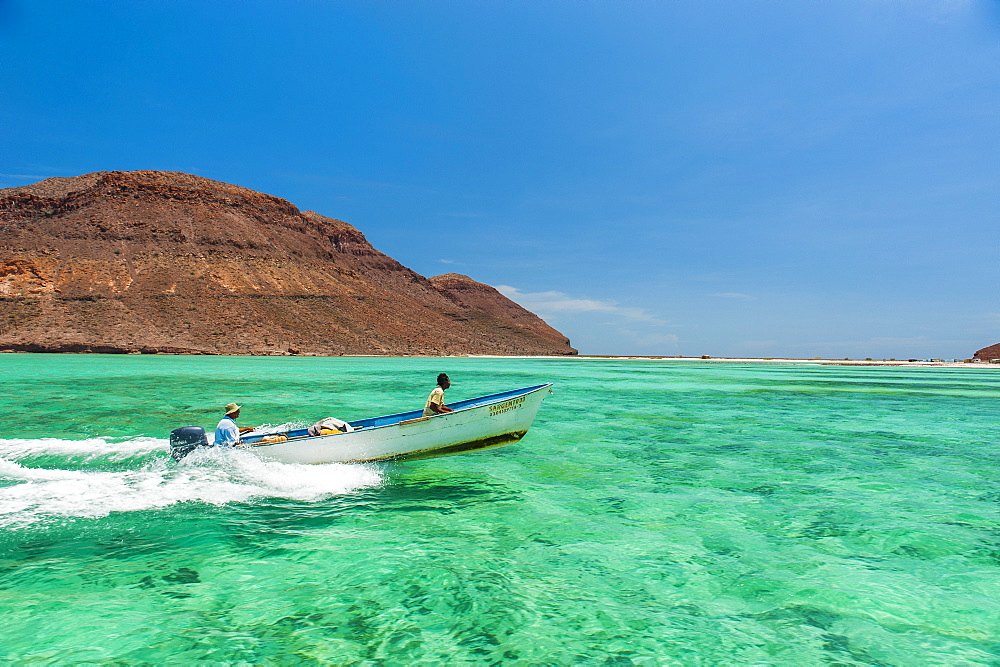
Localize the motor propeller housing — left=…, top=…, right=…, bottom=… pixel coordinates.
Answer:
left=169, top=426, right=209, bottom=461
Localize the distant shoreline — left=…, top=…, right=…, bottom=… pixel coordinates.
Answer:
left=470, top=355, right=997, bottom=368
left=1, top=349, right=994, bottom=368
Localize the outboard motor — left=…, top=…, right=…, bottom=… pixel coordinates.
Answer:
left=169, top=426, right=209, bottom=461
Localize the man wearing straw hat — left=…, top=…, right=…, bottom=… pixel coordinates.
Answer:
left=214, top=403, right=242, bottom=447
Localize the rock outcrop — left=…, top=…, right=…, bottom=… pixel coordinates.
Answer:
left=0, top=171, right=576, bottom=356
left=973, top=344, right=1000, bottom=361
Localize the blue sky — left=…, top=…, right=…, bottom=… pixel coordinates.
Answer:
left=2, top=0, right=999, bottom=358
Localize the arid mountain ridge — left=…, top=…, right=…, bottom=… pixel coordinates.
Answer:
left=973, top=343, right=1000, bottom=362
left=0, top=170, right=576, bottom=356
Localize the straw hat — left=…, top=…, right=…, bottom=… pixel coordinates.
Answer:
left=224, top=403, right=242, bottom=415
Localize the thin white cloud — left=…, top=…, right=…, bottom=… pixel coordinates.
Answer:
left=497, top=285, right=666, bottom=324
left=438, top=259, right=456, bottom=264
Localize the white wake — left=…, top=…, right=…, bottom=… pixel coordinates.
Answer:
left=0, top=437, right=384, bottom=528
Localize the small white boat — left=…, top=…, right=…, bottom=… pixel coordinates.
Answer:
left=169, top=384, right=552, bottom=464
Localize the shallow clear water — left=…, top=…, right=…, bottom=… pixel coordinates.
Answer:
left=1, top=354, right=999, bottom=664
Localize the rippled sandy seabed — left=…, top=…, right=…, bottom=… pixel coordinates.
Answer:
left=1, top=354, right=998, bottom=664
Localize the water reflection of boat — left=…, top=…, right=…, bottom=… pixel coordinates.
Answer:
left=170, top=384, right=552, bottom=464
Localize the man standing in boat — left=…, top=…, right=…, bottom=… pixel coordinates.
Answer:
left=215, top=403, right=242, bottom=447
left=423, top=374, right=455, bottom=417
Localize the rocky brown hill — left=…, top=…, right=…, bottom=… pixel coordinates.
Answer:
left=0, top=170, right=576, bottom=356
left=973, top=344, right=1000, bottom=361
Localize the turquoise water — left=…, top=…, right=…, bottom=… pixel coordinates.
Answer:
left=1, top=355, right=999, bottom=664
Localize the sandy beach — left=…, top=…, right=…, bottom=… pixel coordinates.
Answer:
left=582, top=356, right=997, bottom=368
left=471, top=355, right=998, bottom=368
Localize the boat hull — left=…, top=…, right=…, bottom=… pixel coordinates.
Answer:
left=242, top=384, right=551, bottom=464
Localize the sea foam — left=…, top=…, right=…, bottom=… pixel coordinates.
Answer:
left=0, top=436, right=165, bottom=461
left=0, top=437, right=384, bottom=528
